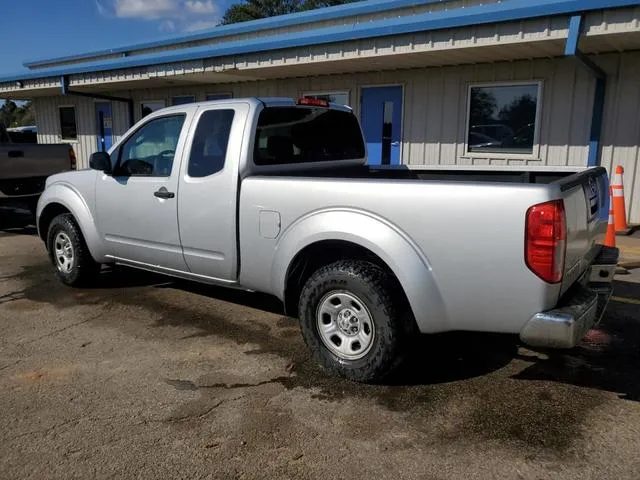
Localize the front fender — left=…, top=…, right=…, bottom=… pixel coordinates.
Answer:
left=36, top=182, right=107, bottom=262
left=271, top=208, right=448, bottom=333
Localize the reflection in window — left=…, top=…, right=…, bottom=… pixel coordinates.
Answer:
left=141, top=101, right=166, bottom=118
left=467, top=83, right=540, bottom=155
left=188, top=109, right=235, bottom=177
left=206, top=93, right=233, bottom=101
left=254, top=107, right=364, bottom=166
left=172, top=96, right=195, bottom=106
left=302, top=91, right=350, bottom=107
left=118, top=115, right=185, bottom=176
left=59, top=106, right=77, bottom=140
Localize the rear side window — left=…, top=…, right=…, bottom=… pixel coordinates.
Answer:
left=254, top=107, right=365, bottom=166
left=188, top=109, right=235, bottom=177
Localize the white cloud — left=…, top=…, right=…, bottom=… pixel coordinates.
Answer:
left=96, top=0, right=221, bottom=31
left=184, top=19, right=219, bottom=32
left=185, top=0, right=217, bottom=14
left=114, top=0, right=179, bottom=20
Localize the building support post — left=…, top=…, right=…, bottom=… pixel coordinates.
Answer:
left=565, top=15, right=606, bottom=167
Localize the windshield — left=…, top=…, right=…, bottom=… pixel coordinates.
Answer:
left=254, top=107, right=365, bottom=165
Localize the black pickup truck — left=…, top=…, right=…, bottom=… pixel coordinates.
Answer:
left=0, top=122, right=76, bottom=217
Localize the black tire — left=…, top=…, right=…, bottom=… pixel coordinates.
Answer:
left=298, top=260, right=414, bottom=384
left=46, top=213, right=101, bottom=287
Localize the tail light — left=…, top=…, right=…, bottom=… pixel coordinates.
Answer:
left=296, top=97, right=330, bottom=107
left=69, top=147, right=77, bottom=170
left=525, top=200, right=566, bottom=283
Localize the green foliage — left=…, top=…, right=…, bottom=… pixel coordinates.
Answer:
left=0, top=100, right=35, bottom=128
left=222, top=0, right=358, bottom=25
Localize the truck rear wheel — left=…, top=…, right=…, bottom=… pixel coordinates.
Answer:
left=298, top=260, right=410, bottom=383
left=46, top=213, right=100, bottom=287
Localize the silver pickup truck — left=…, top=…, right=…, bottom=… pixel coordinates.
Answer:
left=36, top=97, right=618, bottom=383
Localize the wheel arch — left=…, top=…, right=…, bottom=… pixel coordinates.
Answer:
left=273, top=209, right=448, bottom=333
left=37, top=183, right=105, bottom=262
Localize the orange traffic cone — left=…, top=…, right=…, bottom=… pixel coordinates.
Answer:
left=605, top=186, right=616, bottom=248
left=612, top=165, right=629, bottom=233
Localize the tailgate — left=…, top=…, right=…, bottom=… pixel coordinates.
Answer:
left=0, top=144, right=73, bottom=180
left=557, top=166, right=609, bottom=295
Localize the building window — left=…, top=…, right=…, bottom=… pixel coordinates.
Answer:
left=140, top=100, right=166, bottom=118
left=466, top=82, right=541, bottom=156
left=206, top=93, right=233, bottom=101
left=59, top=106, right=77, bottom=140
left=302, top=91, right=350, bottom=107
left=172, top=95, right=195, bottom=106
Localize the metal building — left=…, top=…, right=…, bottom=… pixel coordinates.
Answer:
left=1, top=0, right=639, bottom=222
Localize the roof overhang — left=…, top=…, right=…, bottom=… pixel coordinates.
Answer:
left=1, top=0, right=639, bottom=99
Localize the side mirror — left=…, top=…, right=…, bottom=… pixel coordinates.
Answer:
left=89, top=151, right=112, bottom=174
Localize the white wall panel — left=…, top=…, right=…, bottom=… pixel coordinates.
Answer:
left=31, top=52, right=640, bottom=222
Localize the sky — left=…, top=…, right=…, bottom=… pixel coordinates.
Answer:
left=1, top=0, right=241, bottom=77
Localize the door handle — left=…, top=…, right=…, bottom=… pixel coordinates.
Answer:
left=391, top=141, right=400, bottom=147
left=154, top=187, right=175, bottom=199
left=8, top=150, right=24, bottom=158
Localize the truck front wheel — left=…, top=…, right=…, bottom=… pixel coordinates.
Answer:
left=46, top=213, right=101, bottom=287
left=298, top=260, right=411, bottom=383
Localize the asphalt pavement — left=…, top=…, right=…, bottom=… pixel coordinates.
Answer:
left=2, top=209, right=640, bottom=480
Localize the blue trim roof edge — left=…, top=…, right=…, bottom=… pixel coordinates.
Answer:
left=23, top=0, right=437, bottom=68
left=2, top=0, right=636, bottom=85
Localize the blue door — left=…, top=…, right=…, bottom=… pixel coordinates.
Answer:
left=360, top=86, right=403, bottom=165
left=95, top=102, right=113, bottom=152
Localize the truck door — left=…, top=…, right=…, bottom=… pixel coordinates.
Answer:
left=95, top=111, right=192, bottom=271
left=177, top=103, right=249, bottom=280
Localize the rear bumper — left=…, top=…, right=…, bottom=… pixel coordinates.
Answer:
left=519, top=246, right=619, bottom=349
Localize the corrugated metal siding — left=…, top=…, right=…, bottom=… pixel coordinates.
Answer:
left=600, top=51, right=640, bottom=224
left=118, top=56, right=595, bottom=169
left=34, top=96, right=131, bottom=169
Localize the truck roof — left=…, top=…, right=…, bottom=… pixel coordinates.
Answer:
left=157, top=97, right=354, bottom=114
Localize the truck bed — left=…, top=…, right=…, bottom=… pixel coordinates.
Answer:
left=256, top=164, right=587, bottom=185
left=240, top=164, right=608, bottom=336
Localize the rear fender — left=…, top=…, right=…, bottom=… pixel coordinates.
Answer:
left=36, top=182, right=106, bottom=262
left=271, top=208, right=448, bottom=333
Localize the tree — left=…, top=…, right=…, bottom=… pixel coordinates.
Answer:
left=0, top=100, right=35, bottom=128
left=221, top=0, right=358, bottom=25
left=498, top=94, right=537, bottom=132
left=468, top=89, right=497, bottom=126
left=0, top=100, right=18, bottom=128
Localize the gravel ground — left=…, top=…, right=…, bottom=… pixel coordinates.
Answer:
left=2, top=210, right=640, bottom=480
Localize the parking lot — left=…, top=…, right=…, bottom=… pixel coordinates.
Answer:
left=2, top=208, right=640, bottom=480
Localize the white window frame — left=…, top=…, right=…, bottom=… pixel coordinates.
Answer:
left=205, top=92, right=233, bottom=101
left=171, top=95, right=196, bottom=106
left=302, top=90, right=350, bottom=107
left=139, top=100, right=166, bottom=120
left=463, top=80, right=543, bottom=160
left=58, top=105, right=78, bottom=142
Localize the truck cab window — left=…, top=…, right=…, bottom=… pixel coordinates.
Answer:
left=188, top=109, right=235, bottom=177
left=117, top=115, right=185, bottom=177
left=254, top=107, right=365, bottom=165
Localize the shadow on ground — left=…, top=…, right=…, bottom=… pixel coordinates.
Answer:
left=0, top=206, right=37, bottom=236
left=515, top=279, right=640, bottom=402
